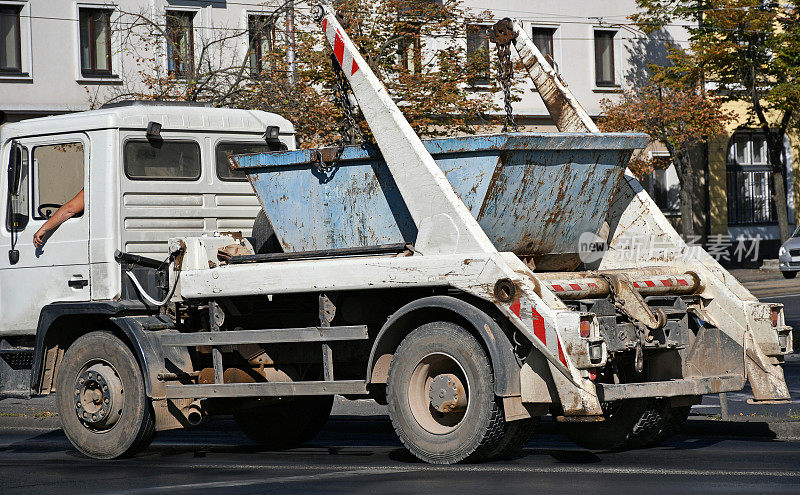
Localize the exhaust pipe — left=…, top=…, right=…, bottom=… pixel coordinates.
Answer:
left=184, top=400, right=203, bottom=426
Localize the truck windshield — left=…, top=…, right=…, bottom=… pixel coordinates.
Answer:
left=215, top=142, right=274, bottom=181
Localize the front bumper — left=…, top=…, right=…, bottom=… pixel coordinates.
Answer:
left=778, top=252, right=800, bottom=271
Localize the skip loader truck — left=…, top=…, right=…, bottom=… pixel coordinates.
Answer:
left=0, top=6, right=791, bottom=464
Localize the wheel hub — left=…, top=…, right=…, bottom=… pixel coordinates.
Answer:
left=408, top=352, right=470, bottom=435
left=74, top=363, right=123, bottom=429
left=428, top=373, right=466, bottom=413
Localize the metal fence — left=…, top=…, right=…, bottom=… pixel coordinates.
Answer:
left=726, top=167, right=775, bottom=225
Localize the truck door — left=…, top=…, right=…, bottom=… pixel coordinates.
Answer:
left=0, top=134, right=90, bottom=334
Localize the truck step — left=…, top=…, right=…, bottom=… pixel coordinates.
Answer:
left=164, top=380, right=368, bottom=399
left=158, top=325, right=368, bottom=347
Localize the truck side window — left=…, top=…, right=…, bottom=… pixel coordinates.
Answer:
left=5, top=145, right=29, bottom=231
left=124, top=140, right=201, bottom=180
left=32, top=143, right=85, bottom=220
left=215, top=142, right=275, bottom=181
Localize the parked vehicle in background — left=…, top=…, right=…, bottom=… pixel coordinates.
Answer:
left=778, top=227, right=800, bottom=278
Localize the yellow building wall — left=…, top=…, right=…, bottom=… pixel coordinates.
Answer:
left=791, top=131, right=800, bottom=228
left=706, top=100, right=800, bottom=236
left=708, top=133, right=729, bottom=235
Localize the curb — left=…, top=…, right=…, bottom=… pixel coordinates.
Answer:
left=683, top=417, right=800, bottom=440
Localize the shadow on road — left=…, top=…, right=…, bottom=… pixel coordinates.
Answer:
left=2, top=414, right=791, bottom=467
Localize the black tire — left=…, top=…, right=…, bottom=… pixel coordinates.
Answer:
left=657, top=405, right=691, bottom=442
left=561, top=399, right=673, bottom=450
left=386, top=321, right=506, bottom=464
left=482, top=417, right=537, bottom=461
left=252, top=210, right=282, bottom=254
left=56, top=332, right=155, bottom=459
left=234, top=395, right=333, bottom=449
left=783, top=271, right=797, bottom=279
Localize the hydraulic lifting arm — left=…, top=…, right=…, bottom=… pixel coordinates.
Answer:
left=489, top=18, right=599, bottom=133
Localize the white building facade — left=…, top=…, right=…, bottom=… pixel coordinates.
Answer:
left=0, top=0, right=284, bottom=123
left=0, top=1, right=688, bottom=124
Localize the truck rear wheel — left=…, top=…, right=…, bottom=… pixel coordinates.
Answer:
left=233, top=395, right=333, bottom=449
left=386, top=322, right=505, bottom=464
left=55, top=332, right=155, bottom=459
left=561, top=399, right=686, bottom=450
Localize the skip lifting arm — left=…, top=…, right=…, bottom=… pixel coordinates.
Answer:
left=489, top=18, right=599, bottom=133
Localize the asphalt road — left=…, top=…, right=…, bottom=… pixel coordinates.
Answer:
left=0, top=417, right=799, bottom=494
left=0, top=269, right=799, bottom=494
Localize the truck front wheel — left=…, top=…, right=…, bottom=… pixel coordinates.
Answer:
left=386, top=322, right=506, bottom=464
left=55, top=331, right=155, bottom=459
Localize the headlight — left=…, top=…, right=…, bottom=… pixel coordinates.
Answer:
left=779, top=246, right=787, bottom=256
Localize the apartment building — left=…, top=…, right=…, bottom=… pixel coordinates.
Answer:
left=0, top=0, right=281, bottom=123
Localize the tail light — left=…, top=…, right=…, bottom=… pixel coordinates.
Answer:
left=579, top=317, right=592, bottom=338
left=771, top=308, right=780, bottom=327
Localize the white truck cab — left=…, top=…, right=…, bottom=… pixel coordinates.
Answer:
left=0, top=102, right=293, bottom=336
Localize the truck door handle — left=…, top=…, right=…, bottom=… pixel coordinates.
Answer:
left=68, top=277, right=88, bottom=289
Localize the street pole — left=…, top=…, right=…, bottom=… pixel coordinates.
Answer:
left=286, top=0, right=296, bottom=87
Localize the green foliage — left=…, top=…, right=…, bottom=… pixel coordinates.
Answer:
left=632, top=0, right=799, bottom=130
left=102, top=0, right=499, bottom=148
left=600, top=48, right=733, bottom=179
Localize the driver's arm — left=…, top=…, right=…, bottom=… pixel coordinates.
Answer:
left=33, top=188, right=85, bottom=247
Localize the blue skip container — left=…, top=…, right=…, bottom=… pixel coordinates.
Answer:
left=230, top=132, right=649, bottom=263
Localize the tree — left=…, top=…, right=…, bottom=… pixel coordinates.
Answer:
left=92, top=0, right=500, bottom=148
left=599, top=51, right=734, bottom=241
left=632, top=0, right=800, bottom=242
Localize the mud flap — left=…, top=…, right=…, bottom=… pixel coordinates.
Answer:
left=549, top=362, right=604, bottom=416
left=745, top=332, right=790, bottom=402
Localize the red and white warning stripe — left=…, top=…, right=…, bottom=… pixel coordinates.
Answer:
left=545, top=273, right=699, bottom=300
left=510, top=300, right=568, bottom=367
left=631, top=275, right=691, bottom=290
left=320, top=18, right=360, bottom=77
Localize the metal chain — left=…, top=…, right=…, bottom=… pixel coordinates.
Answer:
left=315, top=53, right=366, bottom=174
left=495, top=40, right=517, bottom=132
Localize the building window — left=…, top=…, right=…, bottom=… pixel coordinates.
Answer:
left=531, top=27, right=555, bottom=64
left=594, top=30, right=616, bottom=86
left=726, top=131, right=785, bottom=225
left=248, top=15, right=275, bottom=76
left=466, top=24, right=490, bottom=85
left=646, top=160, right=681, bottom=215
left=0, top=5, right=22, bottom=72
left=79, top=9, right=112, bottom=76
left=166, top=11, right=194, bottom=77
left=398, top=25, right=421, bottom=74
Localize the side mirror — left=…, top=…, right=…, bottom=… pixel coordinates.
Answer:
left=7, top=143, right=22, bottom=196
